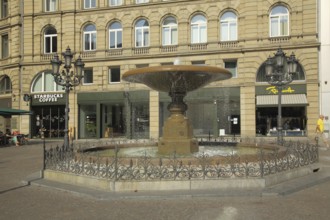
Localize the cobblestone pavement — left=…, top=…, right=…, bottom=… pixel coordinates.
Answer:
left=1, top=139, right=330, bottom=220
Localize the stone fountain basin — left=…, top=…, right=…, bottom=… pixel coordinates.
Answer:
left=80, top=142, right=283, bottom=163
left=44, top=141, right=317, bottom=192
left=122, top=65, right=232, bottom=93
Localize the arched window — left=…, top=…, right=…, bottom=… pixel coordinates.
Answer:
left=191, top=14, right=207, bottom=44
left=220, top=12, right=237, bottom=41
left=269, top=6, right=289, bottom=37
left=44, top=26, right=57, bottom=54
left=32, top=71, right=63, bottom=92
left=162, top=16, right=178, bottom=46
left=83, top=24, right=97, bottom=51
left=135, top=19, right=149, bottom=47
left=109, top=22, right=122, bottom=49
left=256, top=62, right=305, bottom=82
left=0, top=75, right=11, bottom=94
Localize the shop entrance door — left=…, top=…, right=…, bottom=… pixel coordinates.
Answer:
left=31, top=106, right=65, bottom=138
left=230, top=115, right=240, bottom=135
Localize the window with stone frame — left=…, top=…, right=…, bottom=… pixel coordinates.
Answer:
left=83, top=24, right=97, bottom=51
left=109, top=22, right=122, bottom=49
left=84, top=0, right=96, bottom=9
left=1, top=34, right=8, bottom=59
left=32, top=71, right=63, bottom=92
left=136, top=0, right=149, bottom=4
left=44, top=0, right=57, bottom=12
left=0, top=75, right=11, bottom=94
left=225, top=61, right=237, bottom=78
left=191, top=14, right=207, bottom=44
left=220, top=11, right=237, bottom=41
left=108, top=67, right=121, bottom=83
left=44, top=27, right=57, bottom=54
left=83, top=68, right=93, bottom=85
left=269, top=5, right=289, bottom=37
left=162, top=16, right=178, bottom=46
left=0, top=0, right=8, bottom=18
left=135, top=19, right=149, bottom=47
left=109, top=0, right=122, bottom=6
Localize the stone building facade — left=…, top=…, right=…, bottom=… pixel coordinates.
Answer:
left=0, top=0, right=320, bottom=140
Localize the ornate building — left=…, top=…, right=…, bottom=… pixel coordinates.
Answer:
left=0, top=0, right=320, bottom=140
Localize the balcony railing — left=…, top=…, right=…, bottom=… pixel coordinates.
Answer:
left=189, top=43, right=208, bottom=50
left=132, top=47, right=150, bottom=55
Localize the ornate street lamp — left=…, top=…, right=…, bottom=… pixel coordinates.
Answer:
left=265, top=48, right=298, bottom=145
left=51, top=46, right=85, bottom=149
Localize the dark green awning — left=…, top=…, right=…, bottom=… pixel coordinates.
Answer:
left=0, top=108, right=32, bottom=116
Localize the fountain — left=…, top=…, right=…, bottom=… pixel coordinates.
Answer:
left=42, top=61, right=319, bottom=193
left=122, top=65, right=232, bottom=154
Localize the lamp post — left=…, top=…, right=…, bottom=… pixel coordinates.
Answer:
left=51, top=46, right=85, bottom=150
left=265, top=48, right=298, bottom=145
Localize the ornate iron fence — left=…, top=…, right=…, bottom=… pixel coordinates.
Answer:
left=43, top=139, right=318, bottom=181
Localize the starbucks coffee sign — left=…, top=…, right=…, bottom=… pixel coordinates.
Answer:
left=31, top=93, right=66, bottom=105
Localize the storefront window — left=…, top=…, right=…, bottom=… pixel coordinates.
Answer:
left=256, top=107, right=306, bottom=136
left=159, top=87, right=241, bottom=137
left=79, top=105, right=97, bottom=138
left=78, top=90, right=149, bottom=139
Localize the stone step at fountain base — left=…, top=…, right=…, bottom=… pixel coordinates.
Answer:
left=39, top=163, right=322, bottom=194
left=27, top=164, right=330, bottom=199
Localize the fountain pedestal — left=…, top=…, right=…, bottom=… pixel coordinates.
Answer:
left=158, top=94, right=198, bottom=155
left=158, top=111, right=198, bottom=155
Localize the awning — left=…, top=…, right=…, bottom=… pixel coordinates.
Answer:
left=256, top=94, right=308, bottom=107
left=0, top=108, right=33, bottom=116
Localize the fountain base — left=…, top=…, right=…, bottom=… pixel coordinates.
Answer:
left=158, top=114, right=198, bottom=154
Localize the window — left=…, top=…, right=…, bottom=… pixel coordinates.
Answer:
left=136, top=64, right=148, bottom=68
left=84, top=0, right=96, bottom=9
left=1, top=0, right=8, bottom=18
left=109, top=22, right=122, bottom=49
left=136, top=0, right=149, bottom=3
left=270, top=6, right=289, bottom=37
left=83, top=24, right=97, bottom=51
left=191, top=14, right=207, bottom=44
left=44, top=27, right=57, bottom=54
left=225, top=61, right=237, bottom=78
left=1, top=34, right=8, bottom=59
left=32, top=72, right=63, bottom=92
left=0, top=75, right=11, bottom=94
left=109, top=67, right=121, bottom=83
left=135, top=19, right=149, bottom=47
left=162, top=16, right=178, bottom=46
left=220, top=12, right=237, bottom=41
left=45, top=0, right=57, bottom=12
left=161, top=62, right=173, bottom=66
left=192, top=61, right=205, bottom=66
left=109, top=0, right=122, bottom=6
left=83, top=68, right=93, bottom=84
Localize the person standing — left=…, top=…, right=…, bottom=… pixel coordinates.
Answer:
left=316, top=115, right=329, bottom=149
